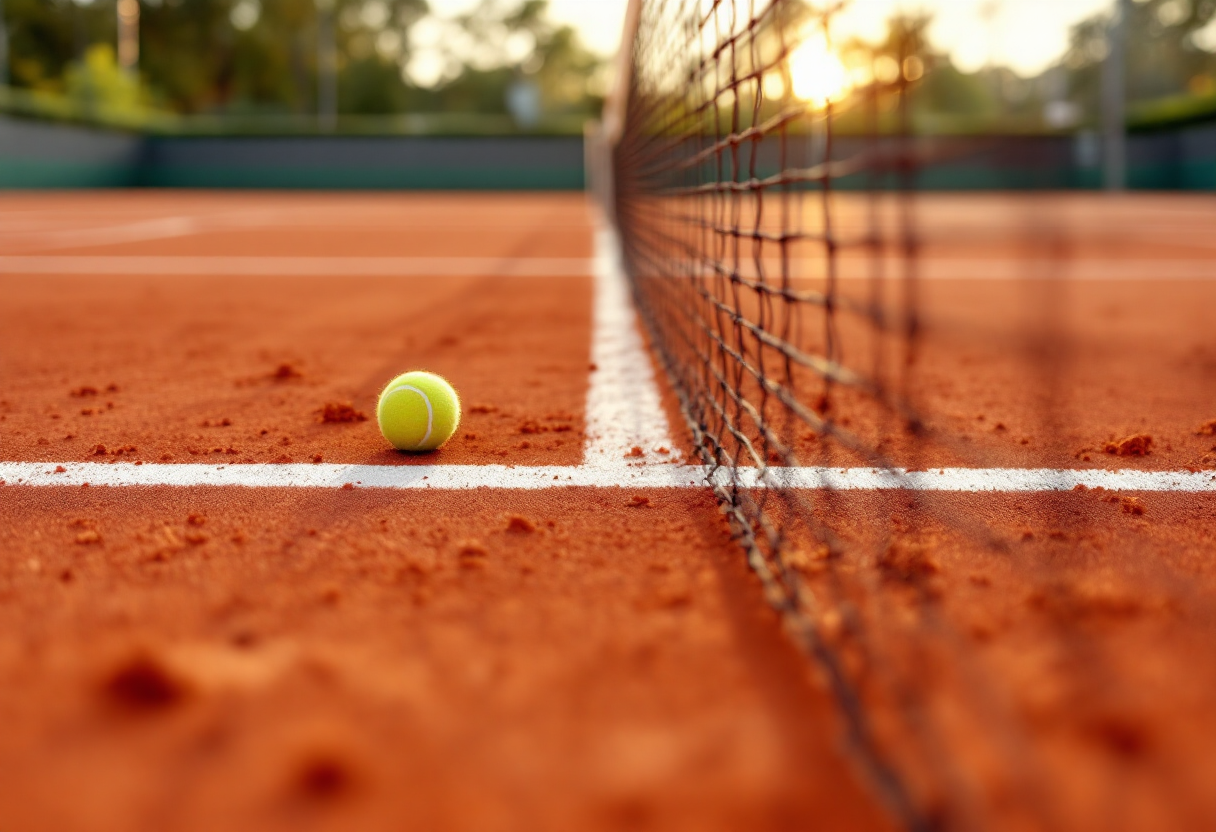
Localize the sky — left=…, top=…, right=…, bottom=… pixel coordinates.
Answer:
left=427, top=0, right=1123, bottom=78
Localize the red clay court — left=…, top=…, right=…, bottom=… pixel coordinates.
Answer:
left=2, top=189, right=1215, bottom=832
left=5, top=0, right=1216, bottom=828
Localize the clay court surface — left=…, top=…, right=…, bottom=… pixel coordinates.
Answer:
left=2, top=190, right=1216, bottom=831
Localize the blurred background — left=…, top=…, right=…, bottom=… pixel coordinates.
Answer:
left=0, top=0, right=619, bottom=133
left=0, top=0, right=1213, bottom=187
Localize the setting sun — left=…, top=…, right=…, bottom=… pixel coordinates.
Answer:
left=789, top=35, right=851, bottom=106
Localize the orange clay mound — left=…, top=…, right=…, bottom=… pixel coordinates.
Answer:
left=1104, top=434, right=1153, bottom=456
left=318, top=402, right=368, bottom=424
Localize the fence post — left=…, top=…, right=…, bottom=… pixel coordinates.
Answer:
left=1102, top=0, right=1129, bottom=191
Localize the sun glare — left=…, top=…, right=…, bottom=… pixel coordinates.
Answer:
left=789, top=35, right=851, bottom=107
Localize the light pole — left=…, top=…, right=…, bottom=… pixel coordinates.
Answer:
left=117, top=0, right=140, bottom=73
left=979, top=0, right=1003, bottom=118
left=317, top=0, right=337, bottom=132
left=0, top=0, right=9, bottom=87
left=1101, top=0, right=1129, bottom=191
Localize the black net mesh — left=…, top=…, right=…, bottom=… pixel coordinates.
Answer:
left=611, top=0, right=936, bottom=826
left=606, top=1, right=1216, bottom=830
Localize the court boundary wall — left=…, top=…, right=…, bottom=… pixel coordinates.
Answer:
left=1, top=114, right=1212, bottom=190
left=0, top=115, right=587, bottom=190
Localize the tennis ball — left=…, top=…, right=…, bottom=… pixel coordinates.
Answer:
left=377, top=371, right=461, bottom=452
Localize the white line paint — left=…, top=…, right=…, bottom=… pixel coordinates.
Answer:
left=0, top=256, right=595, bottom=277
left=740, top=466, right=1216, bottom=492
left=694, top=258, right=1216, bottom=282
left=0, top=210, right=285, bottom=255
left=3, top=255, right=1208, bottom=281
left=0, top=462, right=706, bottom=490
left=583, top=227, right=681, bottom=466
left=1, top=463, right=1213, bottom=492
left=915, top=259, right=1216, bottom=282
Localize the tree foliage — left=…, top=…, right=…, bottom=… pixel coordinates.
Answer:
left=1, top=0, right=604, bottom=120
left=65, top=41, right=142, bottom=112
left=1065, top=0, right=1216, bottom=118
left=7, top=0, right=1215, bottom=131
left=846, top=2, right=1216, bottom=131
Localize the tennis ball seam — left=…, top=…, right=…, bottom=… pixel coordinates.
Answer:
left=384, top=384, right=434, bottom=450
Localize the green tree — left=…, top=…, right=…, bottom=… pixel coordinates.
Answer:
left=139, top=0, right=239, bottom=113
left=916, top=60, right=1001, bottom=119
left=1064, top=0, right=1216, bottom=116
left=2, top=0, right=605, bottom=125
left=422, top=0, right=605, bottom=118
left=65, top=41, right=141, bottom=112
left=332, top=0, right=427, bottom=115
left=339, top=54, right=405, bottom=113
left=5, top=0, right=112, bottom=92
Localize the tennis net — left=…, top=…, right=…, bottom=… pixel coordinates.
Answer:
left=598, top=3, right=1216, bottom=832
left=603, top=1, right=932, bottom=827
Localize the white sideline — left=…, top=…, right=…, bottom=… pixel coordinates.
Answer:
left=0, top=256, right=595, bottom=277
left=582, top=227, right=680, bottom=466
left=1, top=463, right=1214, bottom=492
left=3, top=256, right=1211, bottom=281
left=0, top=211, right=279, bottom=254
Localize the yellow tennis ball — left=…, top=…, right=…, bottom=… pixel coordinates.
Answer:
left=377, top=371, right=461, bottom=452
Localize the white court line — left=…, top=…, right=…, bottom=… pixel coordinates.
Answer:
left=582, top=227, right=680, bottom=466
left=0, top=210, right=286, bottom=255
left=0, top=256, right=595, bottom=277
left=3, top=256, right=1210, bottom=281
left=674, top=259, right=1216, bottom=281
left=1, top=463, right=1213, bottom=492
left=914, top=259, right=1216, bottom=281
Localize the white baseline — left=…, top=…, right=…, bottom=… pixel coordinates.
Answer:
left=6, top=257, right=1208, bottom=281
left=1, top=463, right=1213, bottom=492
left=0, top=256, right=595, bottom=277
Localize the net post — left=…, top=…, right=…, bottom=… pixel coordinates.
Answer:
left=1101, top=0, right=1129, bottom=192
left=0, top=0, right=8, bottom=87
left=316, top=0, right=338, bottom=133
left=584, top=119, right=614, bottom=220
left=588, top=0, right=642, bottom=224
